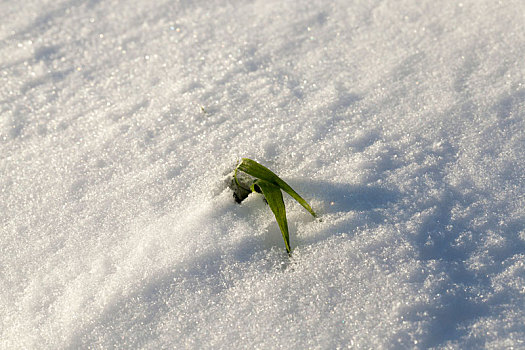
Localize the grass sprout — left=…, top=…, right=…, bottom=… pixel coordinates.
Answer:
left=233, top=158, right=317, bottom=254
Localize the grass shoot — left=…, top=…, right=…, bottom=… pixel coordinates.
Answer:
left=232, top=158, right=317, bottom=254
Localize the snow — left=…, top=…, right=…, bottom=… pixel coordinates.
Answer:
left=1, top=0, right=524, bottom=348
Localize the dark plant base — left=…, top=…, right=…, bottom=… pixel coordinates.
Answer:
left=228, top=173, right=253, bottom=203
left=227, top=170, right=265, bottom=203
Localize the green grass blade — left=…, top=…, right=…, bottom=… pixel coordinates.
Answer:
left=253, top=180, right=291, bottom=254
left=238, top=158, right=317, bottom=218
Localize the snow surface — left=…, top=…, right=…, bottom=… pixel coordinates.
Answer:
left=1, top=0, right=525, bottom=348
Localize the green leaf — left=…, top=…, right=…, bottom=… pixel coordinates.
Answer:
left=237, top=158, right=317, bottom=218
left=252, top=180, right=291, bottom=254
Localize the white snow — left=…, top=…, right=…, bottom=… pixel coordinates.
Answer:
left=1, top=0, right=525, bottom=348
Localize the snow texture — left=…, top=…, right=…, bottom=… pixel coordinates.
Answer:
left=1, top=0, right=525, bottom=348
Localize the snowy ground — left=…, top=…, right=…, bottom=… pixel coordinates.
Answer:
left=1, top=0, right=525, bottom=348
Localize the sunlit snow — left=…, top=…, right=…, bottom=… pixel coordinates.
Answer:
left=1, top=0, right=524, bottom=348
